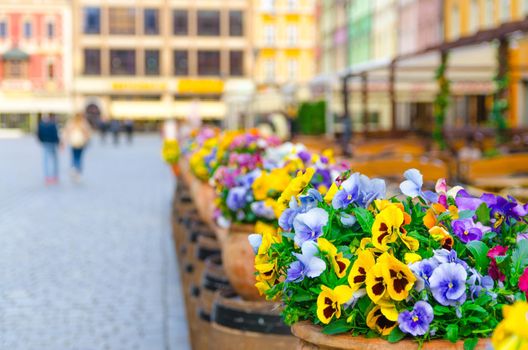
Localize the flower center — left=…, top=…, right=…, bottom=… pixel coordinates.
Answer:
left=347, top=194, right=352, bottom=201
left=412, top=315, right=419, bottom=322
left=448, top=282, right=453, bottom=288
left=463, top=230, right=469, bottom=236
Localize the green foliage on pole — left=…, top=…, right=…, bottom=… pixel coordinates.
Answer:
left=433, top=53, right=450, bottom=150
left=297, top=101, right=327, bottom=135
left=491, top=75, right=509, bottom=145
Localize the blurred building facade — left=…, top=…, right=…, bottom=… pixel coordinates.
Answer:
left=251, top=0, right=316, bottom=119
left=72, top=0, right=254, bottom=129
left=0, top=0, right=72, bottom=130
left=315, top=0, right=528, bottom=138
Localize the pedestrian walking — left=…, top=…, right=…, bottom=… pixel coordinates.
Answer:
left=37, top=113, right=61, bottom=185
left=110, top=119, right=121, bottom=146
left=123, top=119, right=134, bottom=144
left=64, top=113, right=91, bottom=182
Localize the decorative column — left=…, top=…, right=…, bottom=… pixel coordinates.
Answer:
left=433, top=51, right=450, bottom=150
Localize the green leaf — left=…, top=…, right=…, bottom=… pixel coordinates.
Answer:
left=512, top=239, right=528, bottom=273
left=464, top=338, right=479, bottom=350
left=464, top=304, right=487, bottom=315
left=322, top=319, right=353, bottom=335
left=476, top=203, right=491, bottom=225
left=433, top=305, right=451, bottom=315
left=291, top=293, right=313, bottom=302
left=446, top=324, right=459, bottom=343
left=466, top=240, right=490, bottom=272
left=352, top=207, right=374, bottom=233
left=387, top=327, right=406, bottom=343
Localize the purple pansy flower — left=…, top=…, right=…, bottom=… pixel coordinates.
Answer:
left=429, top=262, right=468, bottom=306
left=285, top=241, right=326, bottom=283
left=399, top=169, right=438, bottom=202
left=332, top=173, right=385, bottom=209
left=398, top=301, right=434, bottom=336
left=293, top=207, right=329, bottom=246
left=467, top=268, right=494, bottom=299
left=483, top=194, right=517, bottom=230
left=248, top=234, right=262, bottom=254
left=410, top=258, right=439, bottom=292
left=226, top=186, right=250, bottom=211
left=455, top=190, right=484, bottom=211
left=432, top=249, right=468, bottom=269
left=452, top=218, right=490, bottom=243
left=279, top=190, right=323, bottom=231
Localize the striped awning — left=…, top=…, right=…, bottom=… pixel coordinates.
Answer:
left=3, top=48, right=29, bottom=61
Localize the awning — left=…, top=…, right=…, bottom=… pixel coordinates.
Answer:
left=110, top=100, right=226, bottom=120
left=3, top=48, right=29, bottom=61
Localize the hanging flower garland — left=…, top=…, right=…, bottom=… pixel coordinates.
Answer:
left=433, top=53, right=450, bottom=151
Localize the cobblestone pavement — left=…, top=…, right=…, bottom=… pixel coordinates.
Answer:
left=0, top=135, right=188, bottom=350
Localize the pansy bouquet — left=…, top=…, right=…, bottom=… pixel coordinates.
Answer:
left=252, top=168, right=528, bottom=347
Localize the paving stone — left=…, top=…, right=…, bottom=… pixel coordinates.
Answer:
left=0, top=135, right=189, bottom=350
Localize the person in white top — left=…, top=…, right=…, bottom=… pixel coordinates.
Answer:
left=64, top=113, right=92, bottom=181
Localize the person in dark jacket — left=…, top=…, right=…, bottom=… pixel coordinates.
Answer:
left=37, top=113, right=61, bottom=185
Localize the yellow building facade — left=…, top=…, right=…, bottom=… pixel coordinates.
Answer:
left=444, top=0, right=528, bottom=127
left=252, top=0, right=316, bottom=114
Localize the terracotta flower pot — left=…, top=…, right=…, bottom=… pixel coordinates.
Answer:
left=178, top=158, right=192, bottom=187
left=171, top=163, right=180, bottom=177
left=221, top=223, right=262, bottom=301
left=291, top=322, right=489, bottom=350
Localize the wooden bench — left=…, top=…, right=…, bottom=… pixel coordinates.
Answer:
left=462, top=153, right=528, bottom=190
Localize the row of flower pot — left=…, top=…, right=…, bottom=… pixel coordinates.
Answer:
left=164, top=128, right=528, bottom=350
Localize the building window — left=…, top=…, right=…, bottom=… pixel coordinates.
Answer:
left=261, top=0, right=275, bottom=12
left=229, top=11, right=243, bottom=36
left=197, top=50, right=220, bottom=76
left=501, top=0, right=510, bottom=21
left=287, top=59, right=298, bottom=80
left=47, top=62, right=55, bottom=80
left=23, top=21, right=32, bottom=39
left=145, top=50, right=160, bottom=75
left=287, top=0, right=298, bottom=12
left=451, top=4, right=460, bottom=39
left=264, top=25, right=276, bottom=45
left=47, top=21, right=54, bottom=39
left=83, top=7, right=100, bottom=34
left=469, top=0, right=479, bottom=32
left=110, top=49, right=136, bottom=75
left=264, top=59, right=275, bottom=82
left=486, top=0, right=494, bottom=26
left=197, top=11, right=220, bottom=36
left=84, top=49, right=101, bottom=75
left=286, top=25, right=298, bottom=46
left=144, top=9, right=159, bottom=35
left=229, top=51, right=243, bottom=76
left=109, top=8, right=136, bottom=35
left=173, top=50, right=188, bottom=75
left=173, top=10, right=188, bottom=35
left=4, top=61, right=27, bottom=79
left=0, top=21, right=6, bottom=38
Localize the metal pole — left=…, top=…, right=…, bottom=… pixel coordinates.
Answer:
left=389, top=60, right=397, bottom=132
left=361, top=72, right=368, bottom=135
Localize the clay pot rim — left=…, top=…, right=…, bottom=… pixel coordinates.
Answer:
left=291, top=321, right=490, bottom=350
left=228, top=222, right=256, bottom=234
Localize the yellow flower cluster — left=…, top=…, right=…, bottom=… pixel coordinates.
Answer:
left=492, top=301, right=528, bottom=350
left=253, top=221, right=282, bottom=299
left=189, top=137, right=218, bottom=181
left=161, top=139, right=180, bottom=165
left=317, top=202, right=417, bottom=335
left=275, top=168, right=315, bottom=217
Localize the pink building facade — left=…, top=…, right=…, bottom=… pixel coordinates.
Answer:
left=0, top=0, right=72, bottom=130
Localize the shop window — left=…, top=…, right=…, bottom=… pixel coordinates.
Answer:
left=197, top=50, right=220, bottom=76
left=110, top=49, right=136, bottom=75
left=0, top=21, right=6, bottom=38
left=83, top=7, right=100, bottom=34
left=4, top=60, right=27, bottom=79
left=197, top=11, right=220, bottom=36
left=84, top=49, right=101, bottom=75
left=109, top=8, right=136, bottom=35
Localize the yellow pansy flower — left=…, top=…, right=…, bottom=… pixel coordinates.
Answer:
left=378, top=253, right=416, bottom=301
left=429, top=226, right=454, bottom=250
left=275, top=168, right=315, bottom=216
left=365, top=261, right=388, bottom=304
left=348, top=249, right=375, bottom=292
left=366, top=305, right=399, bottom=336
left=492, top=302, right=528, bottom=350
left=316, top=285, right=353, bottom=324
left=324, top=183, right=339, bottom=204
left=371, top=204, right=418, bottom=252
left=318, top=238, right=351, bottom=279
left=404, top=252, right=422, bottom=264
